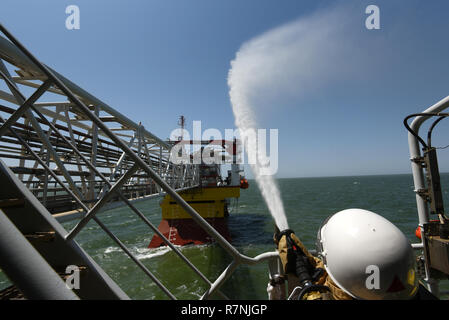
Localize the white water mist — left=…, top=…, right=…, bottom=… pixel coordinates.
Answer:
left=228, top=2, right=427, bottom=230
left=228, top=89, right=289, bottom=231
left=228, top=58, right=289, bottom=231
left=227, top=5, right=359, bottom=231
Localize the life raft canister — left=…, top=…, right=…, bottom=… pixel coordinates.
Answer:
left=415, top=226, right=421, bottom=240
left=415, top=220, right=440, bottom=239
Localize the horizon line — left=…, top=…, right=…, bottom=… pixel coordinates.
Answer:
left=245, top=171, right=449, bottom=180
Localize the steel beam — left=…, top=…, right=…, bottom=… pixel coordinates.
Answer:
left=0, top=33, right=169, bottom=149
left=0, top=209, right=79, bottom=300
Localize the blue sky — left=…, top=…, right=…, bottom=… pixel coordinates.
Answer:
left=2, top=0, right=449, bottom=178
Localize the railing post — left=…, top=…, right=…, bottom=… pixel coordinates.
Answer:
left=88, top=105, right=100, bottom=207
left=407, top=95, right=449, bottom=295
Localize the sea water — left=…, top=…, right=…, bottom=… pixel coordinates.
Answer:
left=1, top=174, right=448, bottom=299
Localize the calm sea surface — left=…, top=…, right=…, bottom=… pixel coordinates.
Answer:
left=1, top=174, right=449, bottom=299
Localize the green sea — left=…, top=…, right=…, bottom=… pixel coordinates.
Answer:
left=1, top=174, right=449, bottom=299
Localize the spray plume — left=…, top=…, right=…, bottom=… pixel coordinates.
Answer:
left=227, top=5, right=357, bottom=231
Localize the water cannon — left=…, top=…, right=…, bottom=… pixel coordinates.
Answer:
left=274, top=229, right=314, bottom=286
left=274, top=226, right=329, bottom=299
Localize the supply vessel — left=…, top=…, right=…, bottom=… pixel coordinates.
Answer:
left=148, top=138, right=249, bottom=248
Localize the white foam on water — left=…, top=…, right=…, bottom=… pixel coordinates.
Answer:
left=134, top=246, right=172, bottom=260
left=104, top=246, right=121, bottom=254
left=104, top=245, right=175, bottom=260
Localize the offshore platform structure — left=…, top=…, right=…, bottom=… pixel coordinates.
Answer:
left=0, top=24, right=279, bottom=300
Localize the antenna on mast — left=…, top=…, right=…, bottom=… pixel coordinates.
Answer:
left=178, top=115, right=185, bottom=141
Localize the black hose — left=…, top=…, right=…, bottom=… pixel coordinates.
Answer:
left=428, top=116, right=447, bottom=148
left=403, top=112, right=449, bottom=149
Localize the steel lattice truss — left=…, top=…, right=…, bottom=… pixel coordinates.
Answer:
left=0, top=32, right=199, bottom=216
left=0, top=25, right=279, bottom=301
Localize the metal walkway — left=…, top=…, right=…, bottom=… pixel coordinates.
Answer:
left=0, top=24, right=280, bottom=300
